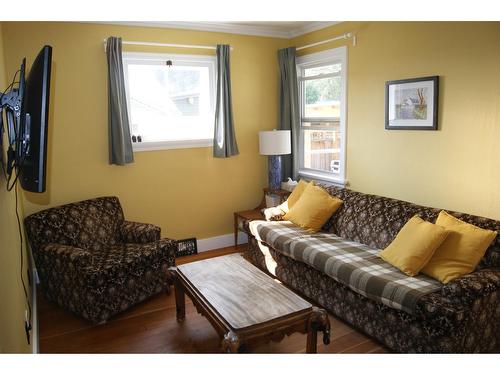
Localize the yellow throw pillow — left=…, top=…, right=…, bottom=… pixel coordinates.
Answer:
left=379, top=216, right=449, bottom=276
left=286, top=180, right=313, bottom=210
left=284, top=183, right=342, bottom=233
left=421, top=211, right=497, bottom=284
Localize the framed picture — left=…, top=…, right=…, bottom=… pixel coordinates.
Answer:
left=385, top=76, right=439, bottom=130
left=175, top=238, right=198, bottom=257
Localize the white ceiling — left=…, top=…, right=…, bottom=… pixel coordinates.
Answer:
left=102, top=21, right=340, bottom=38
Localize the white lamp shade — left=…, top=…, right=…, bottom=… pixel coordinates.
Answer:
left=259, top=130, right=291, bottom=155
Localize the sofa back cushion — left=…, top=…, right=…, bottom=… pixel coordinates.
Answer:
left=322, top=186, right=500, bottom=268
left=284, top=183, right=343, bottom=232
left=25, top=196, right=125, bottom=254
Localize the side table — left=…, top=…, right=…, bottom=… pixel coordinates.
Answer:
left=233, top=188, right=291, bottom=247
left=233, top=209, right=264, bottom=247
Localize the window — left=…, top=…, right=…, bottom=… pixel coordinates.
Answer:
left=123, top=52, right=216, bottom=151
left=297, top=46, right=347, bottom=184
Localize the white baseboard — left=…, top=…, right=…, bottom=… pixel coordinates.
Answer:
left=196, top=232, right=248, bottom=253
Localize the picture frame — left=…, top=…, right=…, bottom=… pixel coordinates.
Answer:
left=175, top=237, right=198, bottom=257
left=385, top=76, right=439, bottom=130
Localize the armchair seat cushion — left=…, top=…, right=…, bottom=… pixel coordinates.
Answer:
left=91, top=240, right=176, bottom=274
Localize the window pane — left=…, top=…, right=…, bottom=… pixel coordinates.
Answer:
left=303, top=127, right=341, bottom=173
left=304, top=63, right=341, bottom=77
left=304, top=76, right=341, bottom=118
left=127, top=63, right=213, bottom=142
left=301, top=121, right=339, bottom=128
left=168, top=68, right=202, bottom=116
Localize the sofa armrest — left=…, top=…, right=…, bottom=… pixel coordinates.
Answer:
left=441, top=267, right=500, bottom=306
left=158, top=238, right=177, bottom=265
left=120, top=220, right=161, bottom=243
left=40, top=243, right=93, bottom=269
left=263, top=207, right=286, bottom=221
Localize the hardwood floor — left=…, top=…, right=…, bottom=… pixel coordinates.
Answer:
left=37, top=245, right=387, bottom=354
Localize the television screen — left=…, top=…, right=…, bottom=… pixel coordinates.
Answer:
left=18, top=45, right=52, bottom=193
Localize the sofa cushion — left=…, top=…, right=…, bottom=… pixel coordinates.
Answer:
left=422, top=211, right=497, bottom=283
left=379, top=215, right=449, bottom=276
left=284, top=183, right=343, bottom=233
left=249, top=220, right=442, bottom=315
left=286, top=179, right=312, bottom=209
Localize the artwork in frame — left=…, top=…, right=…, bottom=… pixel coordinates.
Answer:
left=385, top=76, right=439, bottom=130
left=176, top=237, right=198, bottom=257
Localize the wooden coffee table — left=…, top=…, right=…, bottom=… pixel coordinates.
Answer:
left=168, top=254, right=330, bottom=353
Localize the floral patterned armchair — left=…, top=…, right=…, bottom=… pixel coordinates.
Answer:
left=25, top=196, right=176, bottom=323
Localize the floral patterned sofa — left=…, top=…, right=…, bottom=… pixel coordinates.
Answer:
left=244, top=186, right=500, bottom=353
left=25, top=196, right=176, bottom=323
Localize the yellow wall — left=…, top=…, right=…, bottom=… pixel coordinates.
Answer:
left=292, top=22, right=500, bottom=220
left=2, top=22, right=288, bottom=240
left=0, top=22, right=31, bottom=353
left=1, top=20, right=499, bottom=352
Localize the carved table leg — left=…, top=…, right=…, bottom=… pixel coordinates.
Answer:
left=306, top=328, right=318, bottom=353
left=168, top=267, right=185, bottom=323
left=234, top=213, right=239, bottom=247
left=174, top=282, right=185, bottom=322
left=306, top=307, right=331, bottom=353
left=221, top=331, right=241, bottom=353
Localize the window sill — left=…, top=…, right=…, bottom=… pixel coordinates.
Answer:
left=132, top=139, right=213, bottom=152
left=298, top=169, right=347, bottom=188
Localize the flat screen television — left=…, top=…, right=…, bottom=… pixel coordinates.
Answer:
left=17, top=45, right=52, bottom=193
left=1, top=45, right=52, bottom=192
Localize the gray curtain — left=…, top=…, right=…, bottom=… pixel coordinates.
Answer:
left=278, top=47, right=300, bottom=180
left=106, top=37, right=134, bottom=165
left=213, top=45, right=239, bottom=158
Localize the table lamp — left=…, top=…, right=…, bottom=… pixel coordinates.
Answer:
left=259, top=130, right=291, bottom=191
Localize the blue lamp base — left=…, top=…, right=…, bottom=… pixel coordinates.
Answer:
left=268, top=155, right=282, bottom=191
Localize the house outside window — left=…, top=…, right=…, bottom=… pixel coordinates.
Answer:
left=297, top=46, right=347, bottom=185
left=122, top=52, right=216, bottom=151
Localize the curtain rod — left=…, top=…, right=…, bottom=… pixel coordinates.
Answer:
left=296, top=32, right=356, bottom=51
left=102, top=39, right=233, bottom=52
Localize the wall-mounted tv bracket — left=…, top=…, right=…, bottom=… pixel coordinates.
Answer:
left=0, top=89, right=22, bottom=176
left=1, top=89, right=22, bottom=141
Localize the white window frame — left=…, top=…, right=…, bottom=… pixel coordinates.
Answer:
left=122, top=52, right=217, bottom=152
left=297, top=46, right=347, bottom=186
